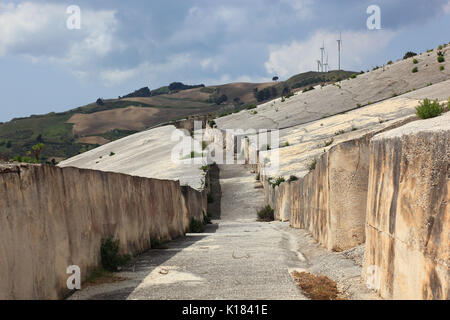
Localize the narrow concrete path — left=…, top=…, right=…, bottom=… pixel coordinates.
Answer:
left=69, top=164, right=376, bottom=300
left=69, top=164, right=306, bottom=300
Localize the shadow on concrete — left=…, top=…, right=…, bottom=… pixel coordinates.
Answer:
left=74, top=166, right=223, bottom=300
left=207, top=163, right=222, bottom=220
left=81, top=223, right=219, bottom=300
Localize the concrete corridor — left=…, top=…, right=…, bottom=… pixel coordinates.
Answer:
left=69, top=164, right=376, bottom=300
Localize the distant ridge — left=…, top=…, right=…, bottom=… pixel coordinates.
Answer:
left=0, top=70, right=355, bottom=161
left=121, top=87, right=151, bottom=98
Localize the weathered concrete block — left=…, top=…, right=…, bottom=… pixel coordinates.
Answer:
left=286, top=136, right=371, bottom=250
left=279, top=116, right=417, bottom=251
left=363, top=113, right=449, bottom=300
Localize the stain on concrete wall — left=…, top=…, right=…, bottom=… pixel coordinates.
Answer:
left=363, top=115, right=449, bottom=300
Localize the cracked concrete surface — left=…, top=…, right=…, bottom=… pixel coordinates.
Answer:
left=216, top=47, right=450, bottom=131
left=69, top=164, right=377, bottom=300
left=257, top=80, right=450, bottom=180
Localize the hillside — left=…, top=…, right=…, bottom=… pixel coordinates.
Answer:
left=0, top=70, right=354, bottom=161
left=52, top=44, right=450, bottom=301
left=2, top=39, right=449, bottom=301
left=216, top=47, right=450, bottom=130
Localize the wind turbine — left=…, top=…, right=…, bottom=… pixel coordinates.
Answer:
left=324, top=53, right=329, bottom=72
left=320, top=41, right=325, bottom=72
left=337, top=32, right=342, bottom=71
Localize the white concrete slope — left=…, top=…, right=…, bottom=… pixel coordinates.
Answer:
left=59, top=125, right=206, bottom=190
left=259, top=79, right=450, bottom=179
left=216, top=47, right=450, bottom=130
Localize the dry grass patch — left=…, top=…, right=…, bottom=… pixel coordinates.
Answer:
left=77, top=136, right=110, bottom=145
left=291, top=271, right=344, bottom=300
left=83, top=268, right=128, bottom=288
left=67, top=106, right=159, bottom=136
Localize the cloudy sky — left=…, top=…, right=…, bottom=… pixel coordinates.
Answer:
left=1, top=0, right=450, bottom=121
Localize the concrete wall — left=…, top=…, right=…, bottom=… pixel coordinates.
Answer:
left=363, top=113, right=449, bottom=300
left=263, top=180, right=290, bottom=222
left=261, top=117, right=417, bottom=251
left=0, top=163, right=207, bottom=300
left=262, top=136, right=371, bottom=250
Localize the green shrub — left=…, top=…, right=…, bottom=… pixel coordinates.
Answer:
left=200, top=165, right=209, bottom=172
left=335, top=129, right=345, bottom=136
left=109, top=152, right=115, bottom=156
left=203, top=211, right=212, bottom=225
left=269, top=176, right=285, bottom=188
left=403, top=51, right=417, bottom=59
left=285, top=91, right=295, bottom=98
left=437, top=55, right=445, bottom=63
left=412, top=58, right=418, bottom=64
left=246, top=104, right=257, bottom=110
left=150, top=237, right=169, bottom=249
left=412, top=67, right=418, bottom=73
left=387, top=60, right=393, bottom=65
left=308, top=159, right=317, bottom=172
left=257, top=205, right=274, bottom=222
left=100, top=237, right=131, bottom=272
left=440, top=65, right=445, bottom=71
left=350, top=74, right=357, bottom=79
left=288, top=175, right=298, bottom=182
left=189, top=218, right=205, bottom=233
left=324, top=138, right=334, bottom=147
left=415, top=98, right=444, bottom=119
